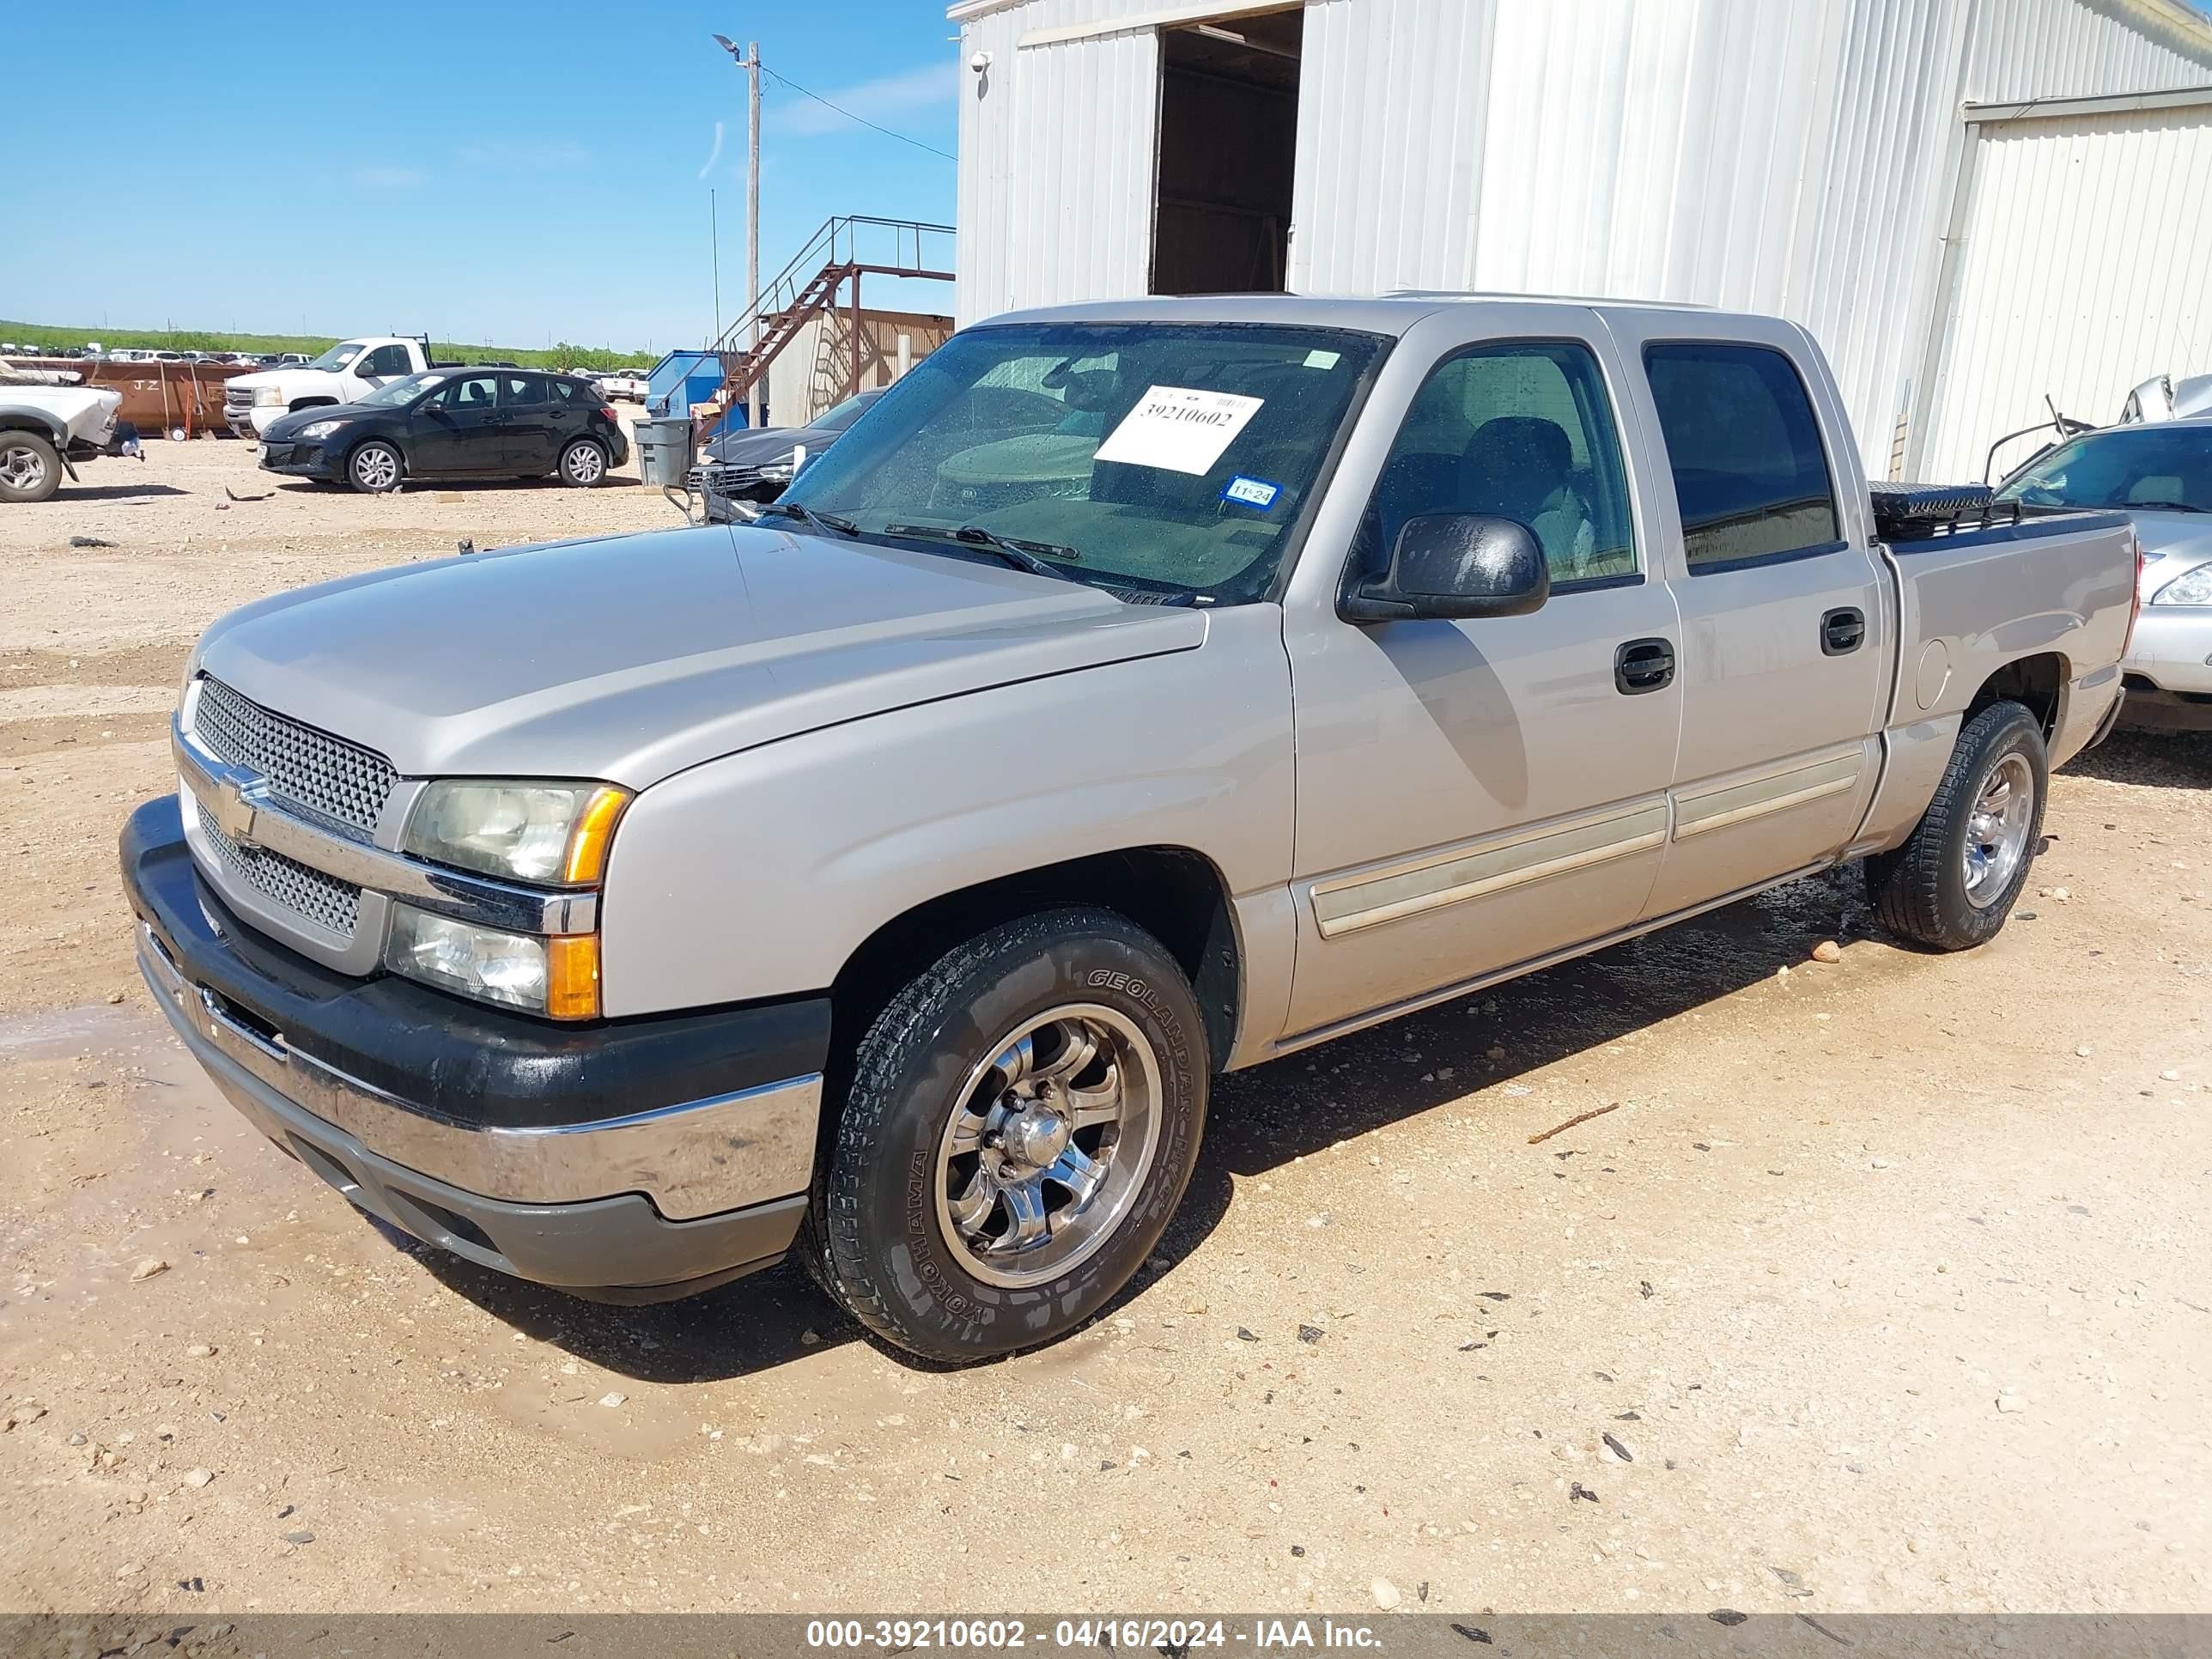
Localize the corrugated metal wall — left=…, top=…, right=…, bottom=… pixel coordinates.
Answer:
left=954, top=0, right=1164, bottom=323
left=1967, top=0, right=2212, bottom=100
left=953, top=0, right=2212, bottom=472
left=1288, top=0, right=1497, bottom=295
left=1917, top=98, right=2212, bottom=482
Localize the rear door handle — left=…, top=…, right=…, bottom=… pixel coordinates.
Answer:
left=1614, top=638, right=1675, bottom=695
left=1822, top=606, right=1866, bottom=655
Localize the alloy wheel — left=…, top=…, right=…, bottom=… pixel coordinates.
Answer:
left=353, top=446, right=398, bottom=490
left=0, top=442, right=50, bottom=495
left=1963, top=750, right=2035, bottom=908
left=933, top=1004, right=1163, bottom=1288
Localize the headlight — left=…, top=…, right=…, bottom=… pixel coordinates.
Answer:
left=2151, top=562, right=2212, bottom=605
left=252, top=387, right=284, bottom=406
left=402, top=780, right=629, bottom=884
left=296, top=419, right=343, bottom=441
left=387, top=780, right=628, bottom=1019
left=386, top=904, right=600, bottom=1018
left=756, top=460, right=795, bottom=481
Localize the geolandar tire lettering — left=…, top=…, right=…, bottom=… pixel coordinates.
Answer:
left=806, top=906, right=1208, bottom=1364
left=1868, top=698, right=2048, bottom=951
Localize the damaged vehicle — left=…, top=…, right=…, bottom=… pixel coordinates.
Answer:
left=0, top=375, right=127, bottom=503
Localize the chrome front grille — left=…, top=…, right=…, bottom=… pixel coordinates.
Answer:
left=224, top=384, right=254, bottom=412
left=192, top=677, right=396, bottom=836
left=199, top=815, right=362, bottom=941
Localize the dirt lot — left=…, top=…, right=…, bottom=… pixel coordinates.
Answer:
left=2, top=437, right=2209, bottom=1617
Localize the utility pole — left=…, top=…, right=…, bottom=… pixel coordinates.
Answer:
left=745, top=40, right=763, bottom=430
left=713, top=33, right=764, bottom=430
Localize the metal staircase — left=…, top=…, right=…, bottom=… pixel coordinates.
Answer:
left=708, top=216, right=955, bottom=412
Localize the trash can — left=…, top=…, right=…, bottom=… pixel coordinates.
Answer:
left=635, top=417, right=695, bottom=489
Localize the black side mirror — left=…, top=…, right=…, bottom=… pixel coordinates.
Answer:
left=1341, top=513, right=1550, bottom=623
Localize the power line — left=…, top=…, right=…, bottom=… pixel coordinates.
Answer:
left=760, top=64, right=957, bottom=162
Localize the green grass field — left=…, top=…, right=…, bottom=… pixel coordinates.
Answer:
left=0, top=320, right=659, bottom=372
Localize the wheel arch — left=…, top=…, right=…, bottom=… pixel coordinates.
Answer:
left=1964, top=651, right=2066, bottom=742
left=828, top=845, right=1243, bottom=1081
left=0, top=410, right=70, bottom=446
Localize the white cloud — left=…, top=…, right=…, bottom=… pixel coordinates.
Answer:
left=772, top=61, right=955, bottom=137
left=350, top=165, right=424, bottom=190
left=697, top=120, right=726, bottom=179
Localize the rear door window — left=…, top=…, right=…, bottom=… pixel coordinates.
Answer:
left=1643, top=343, right=1841, bottom=572
left=499, top=374, right=546, bottom=407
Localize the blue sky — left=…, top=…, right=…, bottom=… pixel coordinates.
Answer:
left=2, top=1, right=960, bottom=353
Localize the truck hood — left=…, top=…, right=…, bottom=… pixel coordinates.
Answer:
left=192, top=524, right=1206, bottom=787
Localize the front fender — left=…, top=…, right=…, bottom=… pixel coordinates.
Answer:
left=597, top=605, right=1296, bottom=1018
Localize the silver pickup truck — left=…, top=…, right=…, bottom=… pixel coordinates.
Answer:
left=121, top=295, right=2137, bottom=1361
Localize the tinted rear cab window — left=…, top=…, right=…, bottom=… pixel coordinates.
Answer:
left=1644, top=343, right=1840, bottom=572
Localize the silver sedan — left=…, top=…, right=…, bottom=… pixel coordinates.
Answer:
left=1996, top=416, right=2212, bottom=730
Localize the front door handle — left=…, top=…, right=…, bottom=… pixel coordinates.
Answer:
left=1822, top=606, right=1866, bottom=655
left=1614, top=638, right=1675, bottom=696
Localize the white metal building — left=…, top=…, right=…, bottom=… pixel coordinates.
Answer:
left=950, top=0, right=2212, bottom=481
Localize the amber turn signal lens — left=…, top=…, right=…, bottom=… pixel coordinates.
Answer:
left=561, top=787, right=629, bottom=884
left=545, top=933, right=602, bottom=1021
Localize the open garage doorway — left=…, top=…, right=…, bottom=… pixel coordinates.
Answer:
left=1150, top=9, right=1304, bottom=295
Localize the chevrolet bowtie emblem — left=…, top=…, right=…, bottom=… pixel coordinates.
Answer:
left=208, top=769, right=264, bottom=846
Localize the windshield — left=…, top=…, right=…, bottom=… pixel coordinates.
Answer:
left=357, top=371, right=446, bottom=408
left=1996, top=426, right=2212, bottom=514
left=780, top=322, right=1388, bottom=602
left=809, top=392, right=876, bottom=434
left=303, top=341, right=365, bottom=374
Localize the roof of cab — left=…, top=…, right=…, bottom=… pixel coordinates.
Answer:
left=980, top=289, right=1735, bottom=337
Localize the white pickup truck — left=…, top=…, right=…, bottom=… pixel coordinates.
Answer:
left=124, top=294, right=2137, bottom=1362
left=223, top=337, right=434, bottom=439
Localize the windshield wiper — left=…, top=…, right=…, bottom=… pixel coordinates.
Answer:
left=884, top=522, right=1084, bottom=582
left=758, top=500, right=860, bottom=538
left=2128, top=501, right=2209, bottom=514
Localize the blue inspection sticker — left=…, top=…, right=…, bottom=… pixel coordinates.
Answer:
left=1222, top=475, right=1282, bottom=511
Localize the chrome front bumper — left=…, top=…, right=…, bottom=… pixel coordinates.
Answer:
left=137, top=921, right=820, bottom=1223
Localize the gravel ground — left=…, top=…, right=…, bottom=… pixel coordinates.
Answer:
left=1, top=437, right=2208, bottom=1617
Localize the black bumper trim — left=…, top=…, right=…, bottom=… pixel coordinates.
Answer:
left=156, top=973, right=803, bottom=1293
left=119, top=795, right=832, bottom=1130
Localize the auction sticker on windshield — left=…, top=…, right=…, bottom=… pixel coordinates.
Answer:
left=1095, top=385, right=1264, bottom=476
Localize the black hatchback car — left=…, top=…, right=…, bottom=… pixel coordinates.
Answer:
left=258, top=369, right=629, bottom=492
